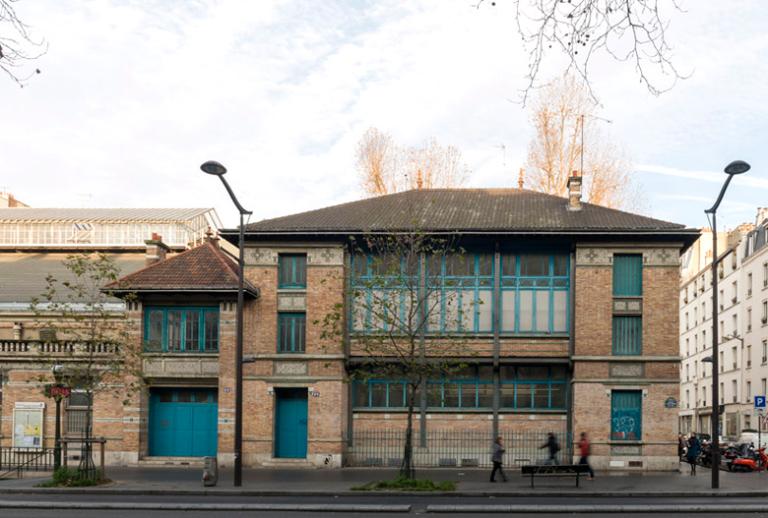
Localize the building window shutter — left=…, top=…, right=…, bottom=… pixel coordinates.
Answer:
left=612, top=316, right=642, bottom=355
left=613, top=254, right=643, bottom=296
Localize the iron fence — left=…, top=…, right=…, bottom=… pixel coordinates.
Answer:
left=346, top=429, right=572, bottom=468
left=0, top=447, right=54, bottom=478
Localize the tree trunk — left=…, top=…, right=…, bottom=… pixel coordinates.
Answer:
left=400, top=384, right=416, bottom=479
left=78, top=389, right=96, bottom=480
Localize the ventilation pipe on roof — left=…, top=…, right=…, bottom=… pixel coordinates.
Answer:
left=145, top=233, right=169, bottom=266
left=205, top=228, right=220, bottom=249
left=567, top=170, right=583, bottom=211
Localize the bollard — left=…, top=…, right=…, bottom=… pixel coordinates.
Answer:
left=202, top=456, right=218, bottom=487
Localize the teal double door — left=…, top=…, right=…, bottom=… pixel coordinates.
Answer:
left=149, top=388, right=218, bottom=457
left=275, top=388, right=308, bottom=458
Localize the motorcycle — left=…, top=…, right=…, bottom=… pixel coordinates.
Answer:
left=730, top=445, right=768, bottom=472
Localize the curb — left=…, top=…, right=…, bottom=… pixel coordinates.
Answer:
left=0, top=500, right=411, bottom=512
left=1, top=487, right=768, bottom=498
left=427, top=504, right=768, bottom=513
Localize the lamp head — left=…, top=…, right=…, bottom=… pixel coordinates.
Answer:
left=724, top=160, right=750, bottom=175
left=200, top=160, right=227, bottom=176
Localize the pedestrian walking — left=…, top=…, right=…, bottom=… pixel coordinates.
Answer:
left=578, top=432, right=595, bottom=480
left=540, top=432, right=560, bottom=465
left=490, top=436, right=508, bottom=482
left=678, top=434, right=686, bottom=459
left=686, top=432, right=701, bottom=476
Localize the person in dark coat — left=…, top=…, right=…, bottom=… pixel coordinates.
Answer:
left=490, top=436, right=507, bottom=482
left=541, top=432, right=560, bottom=465
left=686, top=432, right=701, bottom=476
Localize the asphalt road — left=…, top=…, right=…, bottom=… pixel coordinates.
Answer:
left=2, top=494, right=768, bottom=517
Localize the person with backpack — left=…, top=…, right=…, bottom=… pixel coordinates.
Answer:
left=578, top=432, right=595, bottom=479
left=490, top=436, right=508, bottom=482
left=541, top=432, right=560, bottom=465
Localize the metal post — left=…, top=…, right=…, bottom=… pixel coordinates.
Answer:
left=234, top=210, right=245, bottom=487
left=54, top=397, right=62, bottom=471
left=710, top=210, right=720, bottom=488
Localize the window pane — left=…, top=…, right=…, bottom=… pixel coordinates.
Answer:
left=278, top=313, right=306, bottom=353
left=279, top=254, right=307, bottom=288
left=184, top=311, right=200, bottom=352
left=520, top=255, right=548, bottom=276
left=550, top=384, right=566, bottom=408
left=477, top=290, right=493, bottom=331
left=478, top=384, right=494, bottom=407
left=427, top=384, right=442, bottom=407
left=553, top=291, right=568, bottom=332
left=533, top=385, right=549, bottom=408
left=204, top=311, right=219, bottom=352
left=517, top=366, right=549, bottom=380
left=371, top=383, right=387, bottom=407
left=516, top=384, right=533, bottom=408
left=146, top=310, right=163, bottom=352
left=613, top=316, right=642, bottom=355
left=501, top=291, right=515, bottom=332
left=167, top=311, right=182, bottom=352
left=354, top=382, right=368, bottom=407
left=501, top=254, right=516, bottom=277
left=500, top=384, right=515, bottom=407
left=518, top=291, right=533, bottom=331
left=388, top=383, right=405, bottom=407
left=553, top=255, right=568, bottom=276
left=535, top=291, right=549, bottom=332
left=459, top=291, right=475, bottom=331
left=176, top=390, right=191, bottom=403
left=443, top=290, right=460, bottom=332
left=444, top=384, right=460, bottom=407
left=445, top=255, right=473, bottom=277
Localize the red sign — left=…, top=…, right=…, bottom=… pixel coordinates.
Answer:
left=45, top=384, right=71, bottom=398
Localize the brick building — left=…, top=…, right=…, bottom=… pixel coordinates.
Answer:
left=225, top=178, right=697, bottom=471
left=0, top=185, right=697, bottom=471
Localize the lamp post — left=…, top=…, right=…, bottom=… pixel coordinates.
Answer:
left=49, top=364, right=69, bottom=472
left=705, top=159, right=750, bottom=489
left=201, top=160, right=252, bottom=487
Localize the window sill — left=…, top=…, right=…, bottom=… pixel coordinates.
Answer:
left=277, top=288, right=307, bottom=292
left=143, top=352, right=219, bottom=357
left=352, top=407, right=567, bottom=413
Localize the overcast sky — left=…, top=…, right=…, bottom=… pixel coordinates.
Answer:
left=2, top=0, right=766, bottom=230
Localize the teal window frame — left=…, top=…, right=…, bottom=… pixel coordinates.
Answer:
left=278, top=312, right=306, bottom=353
left=143, top=306, right=219, bottom=353
left=278, top=254, right=307, bottom=289
left=499, top=365, right=567, bottom=410
left=613, top=254, right=643, bottom=296
left=500, top=253, right=570, bottom=335
left=611, top=390, right=642, bottom=441
left=612, top=316, right=642, bottom=355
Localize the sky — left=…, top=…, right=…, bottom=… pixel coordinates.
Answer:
left=1, top=0, right=767, bottom=230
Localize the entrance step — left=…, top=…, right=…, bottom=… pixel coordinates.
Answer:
left=138, top=457, right=205, bottom=467
left=261, top=458, right=316, bottom=468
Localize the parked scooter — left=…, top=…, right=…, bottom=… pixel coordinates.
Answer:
left=730, top=445, right=768, bottom=472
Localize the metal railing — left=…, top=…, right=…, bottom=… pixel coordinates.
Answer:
left=0, top=340, right=119, bottom=355
left=0, top=448, right=54, bottom=479
left=346, top=429, right=572, bottom=468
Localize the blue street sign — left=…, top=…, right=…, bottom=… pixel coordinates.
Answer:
left=755, top=395, right=766, bottom=409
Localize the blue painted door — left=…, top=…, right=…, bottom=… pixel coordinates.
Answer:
left=275, top=388, right=308, bottom=458
left=611, top=390, right=642, bottom=441
left=149, top=388, right=218, bottom=457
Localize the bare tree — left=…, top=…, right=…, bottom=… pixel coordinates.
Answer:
left=1, top=0, right=45, bottom=86
left=320, top=232, right=474, bottom=479
left=357, top=128, right=470, bottom=196
left=478, top=0, right=687, bottom=103
left=32, top=253, right=141, bottom=481
left=525, top=74, right=640, bottom=210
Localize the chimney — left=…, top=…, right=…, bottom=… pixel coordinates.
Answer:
left=204, top=228, right=220, bottom=249
left=756, top=207, right=768, bottom=226
left=518, top=167, right=525, bottom=190
left=144, top=233, right=169, bottom=267
left=567, top=170, right=583, bottom=211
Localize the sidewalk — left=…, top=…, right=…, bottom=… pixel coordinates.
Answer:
left=1, top=463, right=767, bottom=496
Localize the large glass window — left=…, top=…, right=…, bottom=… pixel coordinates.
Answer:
left=500, top=253, right=569, bottom=334
left=611, top=390, right=642, bottom=440
left=143, top=307, right=219, bottom=353
left=426, top=254, right=493, bottom=333
left=278, top=312, right=306, bottom=353
left=500, top=365, right=567, bottom=410
left=278, top=254, right=307, bottom=288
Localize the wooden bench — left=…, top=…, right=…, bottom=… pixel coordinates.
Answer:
left=521, top=464, right=591, bottom=488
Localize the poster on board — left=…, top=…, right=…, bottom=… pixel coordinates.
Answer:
left=13, top=402, right=45, bottom=449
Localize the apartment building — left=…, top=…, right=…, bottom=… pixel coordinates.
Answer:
left=679, top=208, right=768, bottom=439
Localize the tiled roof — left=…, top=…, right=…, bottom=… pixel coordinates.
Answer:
left=0, top=208, right=214, bottom=222
left=107, top=241, right=258, bottom=296
left=244, top=189, right=695, bottom=234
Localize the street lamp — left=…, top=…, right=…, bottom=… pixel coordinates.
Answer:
left=49, top=364, right=69, bottom=471
left=200, top=160, right=252, bottom=487
left=705, top=159, right=750, bottom=489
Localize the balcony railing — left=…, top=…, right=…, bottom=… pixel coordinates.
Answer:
left=0, top=340, right=119, bottom=356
